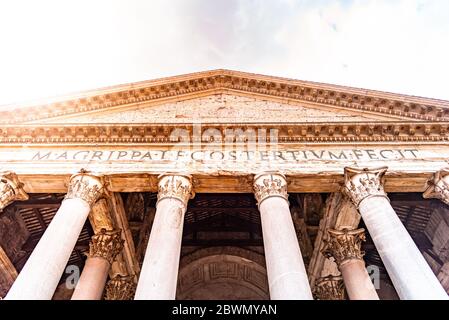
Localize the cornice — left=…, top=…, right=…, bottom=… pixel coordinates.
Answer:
left=0, top=122, right=447, bottom=144
left=0, top=70, right=448, bottom=124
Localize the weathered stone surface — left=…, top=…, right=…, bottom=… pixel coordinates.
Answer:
left=308, top=193, right=360, bottom=288
left=36, top=94, right=391, bottom=124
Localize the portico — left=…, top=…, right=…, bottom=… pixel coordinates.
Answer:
left=0, top=70, right=448, bottom=300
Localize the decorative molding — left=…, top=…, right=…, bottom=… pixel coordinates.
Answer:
left=1, top=70, right=448, bottom=125
left=157, top=174, right=193, bottom=207
left=65, top=171, right=104, bottom=207
left=321, top=228, right=366, bottom=267
left=423, top=168, right=449, bottom=205
left=0, top=172, right=28, bottom=212
left=87, top=228, right=124, bottom=265
left=253, top=172, right=288, bottom=206
left=343, top=167, right=389, bottom=208
left=0, top=122, right=447, bottom=144
left=104, top=274, right=136, bottom=300
left=313, top=275, right=346, bottom=300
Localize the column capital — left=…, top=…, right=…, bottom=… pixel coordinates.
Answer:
left=343, top=167, right=388, bottom=208
left=0, top=172, right=28, bottom=212
left=253, top=172, right=288, bottom=206
left=65, top=171, right=104, bottom=207
left=104, top=274, right=136, bottom=300
left=313, top=275, right=346, bottom=300
left=157, top=173, right=193, bottom=207
left=423, top=168, right=449, bottom=205
left=87, top=228, right=124, bottom=265
left=321, top=228, right=366, bottom=267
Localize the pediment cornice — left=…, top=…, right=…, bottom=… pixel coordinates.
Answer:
left=0, top=121, right=446, bottom=145
left=1, top=70, right=448, bottom=124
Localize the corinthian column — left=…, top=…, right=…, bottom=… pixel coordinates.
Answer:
left=344, top=167, right=448, bottom=300
left=253, top=172, right=313, bottom=300
left=423, top=168, right=449, bottom=205
left=0, top=172, right=28, bottom=212
left=134, top=174, right=193, bottom=300
left=313, top=275, right=346, bottom=300
left=6, top=171, right=104, bottom=300
left=105, top=275, right=136, bottom=300
left=71, top=229, right=124, bottom=300
left=322, top=228, right=379, bottom=300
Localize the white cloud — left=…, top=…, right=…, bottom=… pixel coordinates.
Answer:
left=0, top=0, right=448, bottom=108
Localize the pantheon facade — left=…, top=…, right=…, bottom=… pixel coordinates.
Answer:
left=0, top=70, right=448, bottom=300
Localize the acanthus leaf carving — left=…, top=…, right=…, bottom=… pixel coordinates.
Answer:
left=253, top=172, right=288, bottom=206
left=313, top=275, right=346, bottom=300
left=88, top=228, right=124, bottom=265
left=0, top=172, right=28, bottom=212
left=104, top=274, right=136, bottom=300
left=423, top=168, right=449, bottom=205
left=321, top=228, right=366, bottom=267
left=157, top=174, right=193, bottom=207
left=343, top=167, right=388, bottom=208
left=65, top=171, right=104, bottom=207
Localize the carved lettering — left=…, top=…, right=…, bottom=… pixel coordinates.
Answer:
left=26, top=148, right=422, bottom=163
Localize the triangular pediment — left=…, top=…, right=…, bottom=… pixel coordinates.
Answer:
left=29, top=92, right=405, bottom=124
left=1, top=69, right=448, bottom=125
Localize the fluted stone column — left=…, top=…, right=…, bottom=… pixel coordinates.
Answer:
left=0, top=172, right=28, bottom=212
left=313, top=275, right=345, bottom=300
left=105, top=275, right=136, bottom=300
left=423, top=168, right=449, bottom=205
left=71, top=229, right=124, bottom=300
left=344, top=167, right=448, bottom=300
left=134, top=174, right=193, bottom=300
left=253, top=172, right=313, bottom=300
left=6, top=172, right=104, bottom=300
left=322, top=228, right=379, bottom=300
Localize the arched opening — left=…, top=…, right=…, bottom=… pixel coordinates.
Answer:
left=176, top=247, right=269, bottom=300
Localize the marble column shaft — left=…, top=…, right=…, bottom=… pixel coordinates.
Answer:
left=134, top=174, right=193, bottom=300
left=5, top=172, right=104, bottom=300
left=71, top=229, right=124, bottom=300
left=344, top=167, right=448, bottom=300
left=322, top=228, right=379, bottom=300
left=254, top=172, right=313, bottom=300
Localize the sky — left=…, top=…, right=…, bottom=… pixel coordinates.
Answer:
left=0, top=0, right=448, bottom=109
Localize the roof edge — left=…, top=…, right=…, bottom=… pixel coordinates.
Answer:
left=0, top=69, right=448, bottom=124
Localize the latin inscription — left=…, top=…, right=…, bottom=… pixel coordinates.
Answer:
left=30, top=149, right=420, bottom=162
